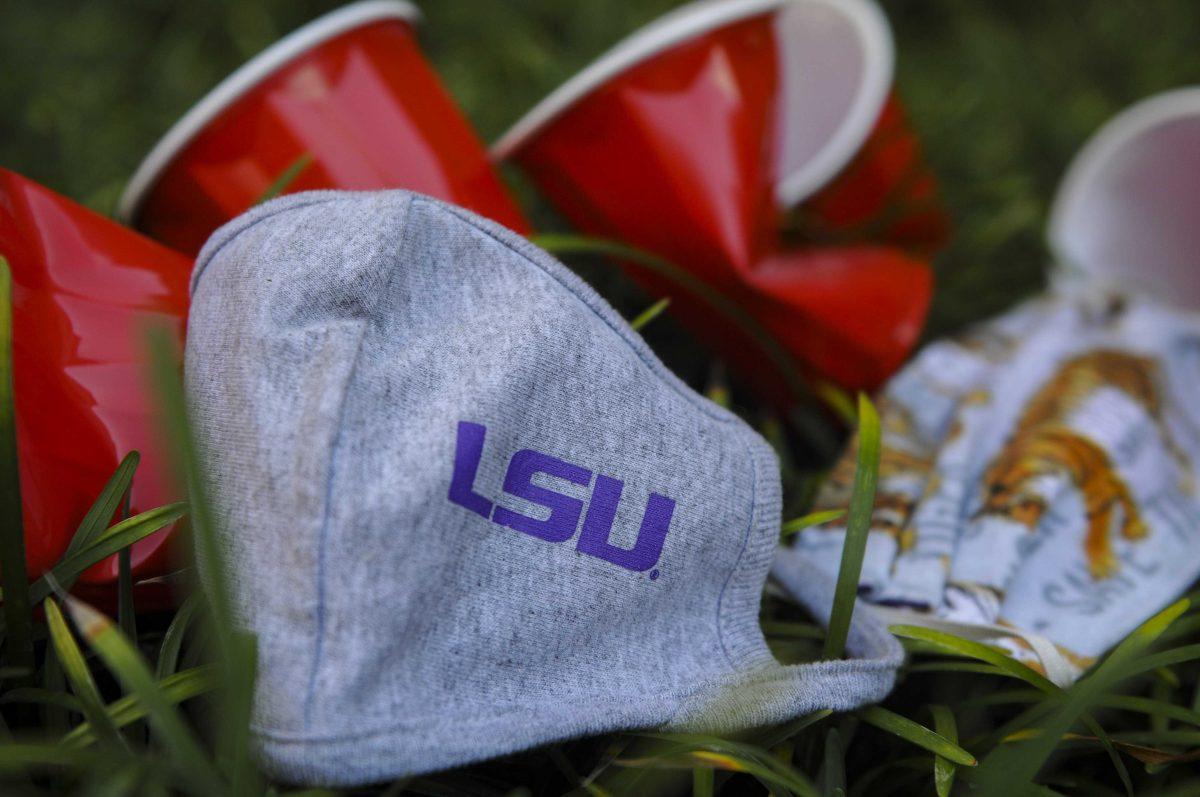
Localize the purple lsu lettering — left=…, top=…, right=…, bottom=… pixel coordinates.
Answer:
left=447, top=421, right=675, bottom=575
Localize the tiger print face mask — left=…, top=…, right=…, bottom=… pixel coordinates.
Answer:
left=794, top=88, right=1200, bottom=685
left=793, top=293, right=1200, bottom=684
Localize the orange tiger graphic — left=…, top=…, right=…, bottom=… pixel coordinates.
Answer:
left=815, top=387, right=995, bottom=553
left=815, top=398, right=933, bottom=552
left=978, top=350, right=1188, bottom=579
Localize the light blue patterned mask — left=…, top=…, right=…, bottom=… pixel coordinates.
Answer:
left=798, top=88, right=1200, bottom=686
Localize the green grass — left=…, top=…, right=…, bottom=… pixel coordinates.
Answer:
left=2, top=1, right=1200, bottom=794
left=1, top=369, right=1199, bottom=794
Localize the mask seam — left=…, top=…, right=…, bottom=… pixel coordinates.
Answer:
left=630, top=359, right=789, bottom=716
left=715, top=426, right=785, bottom=668
left=673, top=443, right=903, bottom=725
left=713, top=430, right=760, bottom=667
left=200, top=192, right=740, bottom=425
left=191, top=190, right=350, bottom=295
left=248, top=652, right=902, bottom=745
left=416, top=197, right=739, bottom=424
left=769, top=550, right=906, bottom=674
left=300, top=194, right=415, bottom=730
left=667, top=428, right=792, bottom=726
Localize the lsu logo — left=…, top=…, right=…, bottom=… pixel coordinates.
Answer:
left=447, top=421, right=675, bottom=576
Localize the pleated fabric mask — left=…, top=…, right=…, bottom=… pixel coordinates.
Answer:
left=184, top=190, right=902, bottom=786
left=798, top=294, right=1200, bottom=684
left=797, top=87, right=1200, bottom=686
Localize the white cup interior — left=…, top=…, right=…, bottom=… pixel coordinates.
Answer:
left=772, top=0, right=893, bottom=207
left=1050, top=89, right=1200, bottom=308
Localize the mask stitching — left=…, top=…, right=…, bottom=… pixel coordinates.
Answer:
left=190, top=190, right=347, bottom=295
left=713, top=429, right=761, bottom=667
left=300, top=195, right=416, bottom=730
left=248, top=655, right=899, bottom=745
left=420, top=198, right=741, bottom=424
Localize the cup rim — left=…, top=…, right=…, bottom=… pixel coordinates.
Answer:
left=1047, top=86, right=1200, bottom=284
left=116, top=0, right=422, bottom=225
left=490, top=0, right=894, bottom=210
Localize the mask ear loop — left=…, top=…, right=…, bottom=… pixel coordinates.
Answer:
left=769, top=549, right=1080, bottom=688
left=766, top=547, right=905, bottom=672
left=669, top=548, right=904, bottom=732
left=867, top=605, right=1082, bottom=687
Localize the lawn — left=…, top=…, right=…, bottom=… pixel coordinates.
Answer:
left=1, top=1, right=1200, bottom=795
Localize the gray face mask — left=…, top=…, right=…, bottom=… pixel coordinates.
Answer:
left=185, top=190, right=901, bottom=787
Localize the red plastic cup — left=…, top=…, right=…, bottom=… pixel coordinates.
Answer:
left=0, top=168, right=190, bottom=596
left=1048, top=87, right=1200, bottom=307
left=119, top=0, right=529, bottom=255
left=493, top=0, right=948, bottom=397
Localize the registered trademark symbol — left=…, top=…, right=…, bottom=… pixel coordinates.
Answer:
left=649, top=569, right=660, bottom=580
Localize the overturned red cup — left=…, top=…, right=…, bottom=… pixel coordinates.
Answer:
left=0, top=168, right=190, bottom=595
left=494, top=0, right=948, bottom=396
left=119, top=0, right=529, bottom=255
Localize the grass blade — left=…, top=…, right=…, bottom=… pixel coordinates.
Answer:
left=905, top=661, right=1011, bottom=677
left=629, top=297, right=670, bottom=332
left=620, top=749, right=810, bottom=797
left=890, top=625, right=1060, bottom=695
left=255, top=153, right=313, bottom=204
left=751, top=709, right=833, bottom=749
left=225, top=630, right=260, bottom=796
left=147, top=327, right=260, bottom=795
left=1111, top=730, right=1200, bottom=747
left=822, top=728, right=846, bottom=797
left=0, top=687, right=81, bottom=713
left=781, top=509, right=846, bottom=538
left=967, top=688, right=1200, bottom=726
left=973, top=599, right=1190, bottom=796
left=156, top=593, right=202, bottom=680
left=39, top=650, right=69, bottom=736
left=823, top=394, right=881, bottom=660
left=762, top=620, right=825, bottom=640
left=1104, top=694, right=1200, bottom=727
left=1107, top=644, right=1200, bottom=681
left=632, top=733, right=818, bottom=797
left=146, top=329, right=235, bottom=658
left=43, top=598, right=126, bottom=752
left=87, top=763, right=147, bottom=797
left=0, top=743, right=110, bottom=771
left=117, top=489, right=137, bottom=643
left=27, top=502, right=188, bottom=606
left=62, top=450, right=139, bottom=561
left=61, top=666, right=218, bottom=749
left=0, top=256, right=33, bottom=679
left=858, top=706, right=976, bottom=767
left=57, top=593, right=224, bottom=794
left=813, top=382, right=857, bottom=427
left=930, top=705, right=959, bottom=797
left=1082, top=715, right=1133, bottom=797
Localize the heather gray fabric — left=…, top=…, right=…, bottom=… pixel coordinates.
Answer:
left=185, top=190, right=902, bottom=787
